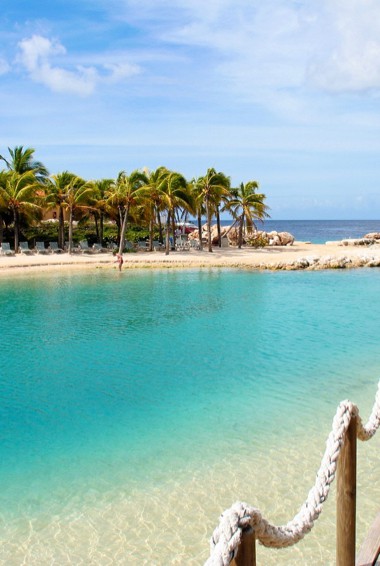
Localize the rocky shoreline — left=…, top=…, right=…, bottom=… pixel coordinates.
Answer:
left=256, top=251, right=380, bottom=271
left=1, top=238, right=380, bottom=275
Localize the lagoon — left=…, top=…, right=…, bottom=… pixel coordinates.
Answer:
left=0, top=268, right=379, bottom=564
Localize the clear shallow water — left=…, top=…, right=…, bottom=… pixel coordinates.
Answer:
left=0, top=268, right=379, bottom=565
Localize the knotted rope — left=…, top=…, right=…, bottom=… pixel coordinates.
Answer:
left=206, top=381, right=380, bottom=566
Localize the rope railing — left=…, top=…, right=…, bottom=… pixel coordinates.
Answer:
left=205, top=381, right=380, bottom=566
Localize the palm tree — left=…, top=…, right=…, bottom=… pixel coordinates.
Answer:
left=194, top=168, right=231, bottom=252
left=145, top=167, right=168, bottom=249
left=162, top=171, right=191, bottom=255
left=106, top=170, right=148, bottom=254
left=46, top=171, right=77, bottom=249
left=225, top=181, right=270, bottom=248
left=0, top=170, right=8, bottom=244
left=0, top=146, right=49, bottom=182
left=189, top=178, right=206, bottom=251
left=138, top=167, right=179, bottom=251
left=87, top=178, right=114, bottom=245
left=61, top=175, right=93, bottom=253
left=0, top=146, right=49, bottom=249
left=0, top=170, right=42, bottom=252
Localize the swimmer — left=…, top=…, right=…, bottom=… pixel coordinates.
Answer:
left=115, top=253, right=124, bottom=271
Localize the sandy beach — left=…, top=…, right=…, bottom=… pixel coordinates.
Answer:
left=1, top=241, right=380, bottom=275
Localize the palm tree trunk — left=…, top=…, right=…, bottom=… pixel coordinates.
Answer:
left=238, top=213, right=244, bottom=249
left=119, top=205, right=129, bottom=254
left=223, top=219, right=239, bottom=238
left=68, top=208, right=74, bottom=254
left=171, top=213, right=177, bottom=248
left=148, top=215, right=154, bottom=252
left=94, top=214, right=99, bottom=242
left=165, top=211, right=171, bottom=255
left=13, top=208, right=19, bottom=253
left=99, top=213, right=104, bottom=244
left=58, top=205, right=65, bottom=249
left=216, top=206, right=221, bottom=247
left=197, top=210, right=203, bottom=251
left=206, top=198, right=213, bottom=253
left=116, top=216, right=121, bottom=245
left=157, top=209, right=163, bottom=244
left=0, top=213, right=3, bottom=245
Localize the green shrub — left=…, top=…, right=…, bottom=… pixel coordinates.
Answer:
left=245, top=232, right=269, bottom=248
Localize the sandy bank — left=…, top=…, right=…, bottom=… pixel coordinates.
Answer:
left=1, top=241, right=380, bottom=276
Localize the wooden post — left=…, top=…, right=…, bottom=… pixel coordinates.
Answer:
left=356, top=511, right=380, bottom=566
left=231, top=528, right=256, bottom=566
left=336, top=416, right=357, bottom=566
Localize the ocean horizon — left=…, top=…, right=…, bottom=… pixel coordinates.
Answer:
left=217, top=218, right=380, bottom=244
left=1, top=224, right=380, bottom=564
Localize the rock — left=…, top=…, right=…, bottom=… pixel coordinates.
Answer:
left=291, top=258, right=310, bottom=269
left=366, top=258, right=380, bottom=267
left=197, top=224, right=232, bottom=244
left=210, top=225, right=219, bottom=244
left=316, top=256, right=353, bottom=269
left=278, top=232, right=295, bottom=246
left=188, top=230, right=198, bottom=240
left=363, top=232, right=380, bottom=239
left=266, top=230, right=295, bottom=246
left=227, top=227, right=241, bottom=246
left=269, top=235, right=281, bottom=246
left=306, top=256, right=319, bottom=265
left=341, top=238, right=375, bottom=246
left=245, top=231, right=269, bottom=248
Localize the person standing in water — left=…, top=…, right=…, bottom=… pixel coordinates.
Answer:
left=115, top=253, right=124, bottom=271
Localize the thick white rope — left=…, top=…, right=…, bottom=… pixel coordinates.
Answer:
left=205, top=381, right=380, bottom=566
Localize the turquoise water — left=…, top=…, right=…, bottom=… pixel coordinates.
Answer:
left=0, top=268, right=380, bottom=564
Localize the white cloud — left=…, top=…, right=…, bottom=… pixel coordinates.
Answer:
left=17, top=35, right=141, bottom=96
left=114, top=0, right=380, bottom=97
left=0, top=57, right=10, bottom=75
left=103, top=62, right=141, bottom=82
left=308, top=0, right=380, bottom=92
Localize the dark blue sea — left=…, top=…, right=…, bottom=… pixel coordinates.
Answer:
left=219, top=219, right=380, bottom=244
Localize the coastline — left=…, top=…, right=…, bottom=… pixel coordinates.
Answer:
left=1, top=241, right=380, bottom=275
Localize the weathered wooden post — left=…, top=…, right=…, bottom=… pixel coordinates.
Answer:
left=336, top=416, right=357, bottom=566
left=231, top=529, right=256, bottom=566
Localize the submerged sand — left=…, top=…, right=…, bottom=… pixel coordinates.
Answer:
left=1, top=242, right=379, bottom=563
left=1, top=241, right=380, bottom=275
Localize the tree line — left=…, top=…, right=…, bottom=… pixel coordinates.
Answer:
left=0, top=146, right=270, bottom=255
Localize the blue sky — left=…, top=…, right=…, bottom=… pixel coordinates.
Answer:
left=1, top=0, right=380, bottom=219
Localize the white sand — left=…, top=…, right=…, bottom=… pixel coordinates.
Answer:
left=1, top=241, right=380, bottom=275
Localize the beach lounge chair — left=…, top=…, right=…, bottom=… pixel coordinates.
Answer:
left=19, top=241, right=33, bottom=254
left=137, top=241, right=148, bottom=251
left=92, top=243, right=107, bottom=253
left=78, top=240, right=95, bottom=254
left=49, top=242, right=63, bottom=253
left=0, top=242, right=15, bottom=256
left=65, top=241, right=81, bottom=253
left=153, top=240, right=163, bottom=251
left=175, top=237, right=190, bottom=251
left=189, top=239, right=200, bottom=250
left=35, top=242, right=48, bottom=254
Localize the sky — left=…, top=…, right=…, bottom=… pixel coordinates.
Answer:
left=1, top=0, right=380, bottom=219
